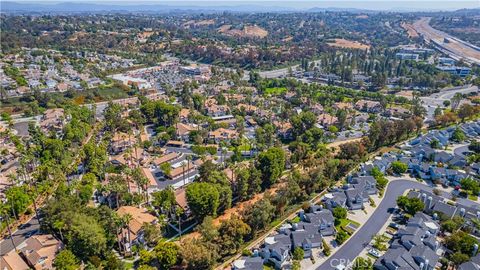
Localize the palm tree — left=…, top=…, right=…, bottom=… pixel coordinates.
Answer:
left=122, top=213, right=133, bottom=254
left=53, top=220, right=65, bottom=241
left=0, top=205, right=16, bottom=252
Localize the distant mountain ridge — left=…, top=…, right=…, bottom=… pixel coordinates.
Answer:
left=1, top=1, right=480, bottom=14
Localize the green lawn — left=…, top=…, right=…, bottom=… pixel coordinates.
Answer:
left=124, top=261, right=134, bottom=270
left=264, top=87, right=287, bottom=95
left=291, top=216, right=301, bottom=223
left=336, top=218, right=360, bottom=234
left=469, top=194, right=478, bottom=201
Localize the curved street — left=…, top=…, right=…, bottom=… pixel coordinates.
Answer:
left=316, top=179, right=480, bottom=270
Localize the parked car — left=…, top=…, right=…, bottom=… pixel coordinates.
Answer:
left=369, top=248, right=381, bottom=258
left=389, top=222, right=400, bottom=229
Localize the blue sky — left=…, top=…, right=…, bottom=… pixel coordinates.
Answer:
left=7, top=1, right=480, bottom=11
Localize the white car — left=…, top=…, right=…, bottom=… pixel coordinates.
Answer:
left=369, top=248, right=381, bottom=258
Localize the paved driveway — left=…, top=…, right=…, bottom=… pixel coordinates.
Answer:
left=316, top=179, right=479, bottom=269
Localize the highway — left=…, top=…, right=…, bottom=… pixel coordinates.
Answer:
left=316, top=179, right=480, bottom=270
left=413, top=17, right=480, bottom=65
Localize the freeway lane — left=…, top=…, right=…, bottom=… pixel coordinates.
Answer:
left=316, top=179, right=479, bottom=270
left=413, top=17, right=480, bottom=65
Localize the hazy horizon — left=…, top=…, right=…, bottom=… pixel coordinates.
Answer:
left=3, top=0, right=480, bottom=12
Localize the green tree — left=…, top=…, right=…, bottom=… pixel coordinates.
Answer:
left=5, top=185, right=31, bottom=216
left=441, top=217, right=463, bottom=233
left=332, top=207, right=347, bottom=220
left=336, top=230, right=349, bottom=244
left=197, top=216, right=219, bottom=242
left=461, top=178, right=480, bottom=196
left=153, top=241, right=179, bottom=269
left=243, top=198, right=276, bottom=236
left=322, top=239, right=331, bottom=256
left=216, top=215, right=251, bottom=256
left=53, top=249, right=80, bottom=270
left=449, top=252, right=470, bottom=265
left=430, top=139, right=440, bottom=149
left=352, top=257, right=373, bottom=270
left=186, top=182, right=220, bottom=221
left=396, top=196, right=424, bottom=215
left=179, top=238, right=218, bottom=270
left=458, top=104, right=475, bottom=122
left=391, top=161, right=408, bottom=174
left=256, top=147, right=285, bottom=188
left=293, top=247, right=305, bottom=260
left=67, top=214, right=108, bottom=259
left=451, top=128, right=466, bottom=142
left=444, top=231, right=478, bottom=256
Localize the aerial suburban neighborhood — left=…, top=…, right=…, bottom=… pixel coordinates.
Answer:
left=1, top=1, right=480, bottom=270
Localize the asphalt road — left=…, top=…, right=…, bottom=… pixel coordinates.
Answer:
left=420, top=85, right=479, bottom=121
left=413, top=17, right=480, bottom=65
left=0, top=216, right=40, bottom=255
left=316, top=179, right=479, bottom=270
left=454, top=145, right=471, bottom=159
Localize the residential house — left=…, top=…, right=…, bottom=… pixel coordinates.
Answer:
left=39, top=108, right=67, bottom=135
left=232, top=256, right=263, bottom=270
left=374, top=213, right=440, bottom=270
left=116, top=206, right=158, bottom=253
left=166, top=161, right=196, bottom=181
left=175, top=123, right=197, bottom=142
left=354, top=100, right=382, bottom=113
left=343, top=176, right=377, bottom=210
left=323, top=192, right=347, bottom=209
left=208, top=128, right=238, bottom=143
left=20, top=234, right=63, bottom=270
left=260, top=234, right=291, bottom=269
left=206, top=104, right=230, bottom=117
left=333, top=102, right=353, bottom=111
left=290, top=223, right=323, bottom=258
left=302, top=207, right=336, bottom=236
left=0, top=250, right=29, bottom=270
left=110, top=132, right=136, bottom=154
left=317, top=113, right=338, bottom=127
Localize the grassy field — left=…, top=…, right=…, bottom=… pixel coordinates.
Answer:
left=264, top=87, right=287, bottom=95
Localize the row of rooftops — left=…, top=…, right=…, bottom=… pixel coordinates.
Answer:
left=234, top=205, right=335, bottom=269
left=374, top=212, right=441, bottom=270
left=0, top=234, right=62, bottom=270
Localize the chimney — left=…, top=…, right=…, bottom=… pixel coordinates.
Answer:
left=424, top=259, right=429, bottom=270
left=421, top=193, right=427, bottom=204
left=427, top=196, right=433, bottom=209
left=473, top=244, right=479, bottom=256
left=460, top=208, right=466, bottom=217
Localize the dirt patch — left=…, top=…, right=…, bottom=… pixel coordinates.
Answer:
left=327, top=39, right=370, bottom=50
left=356, top=15, right=369, bottom=19
left=218, top=24, right=268, bottom=38
left=282, top=36, right=293, bottom=42
left=401, top=22, right=419, bottom=38
left=68, top=31, right=88, bottom=42
left=395, top=90, right=414, bottom=100
left=184, top=19, right=215, bottom=27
